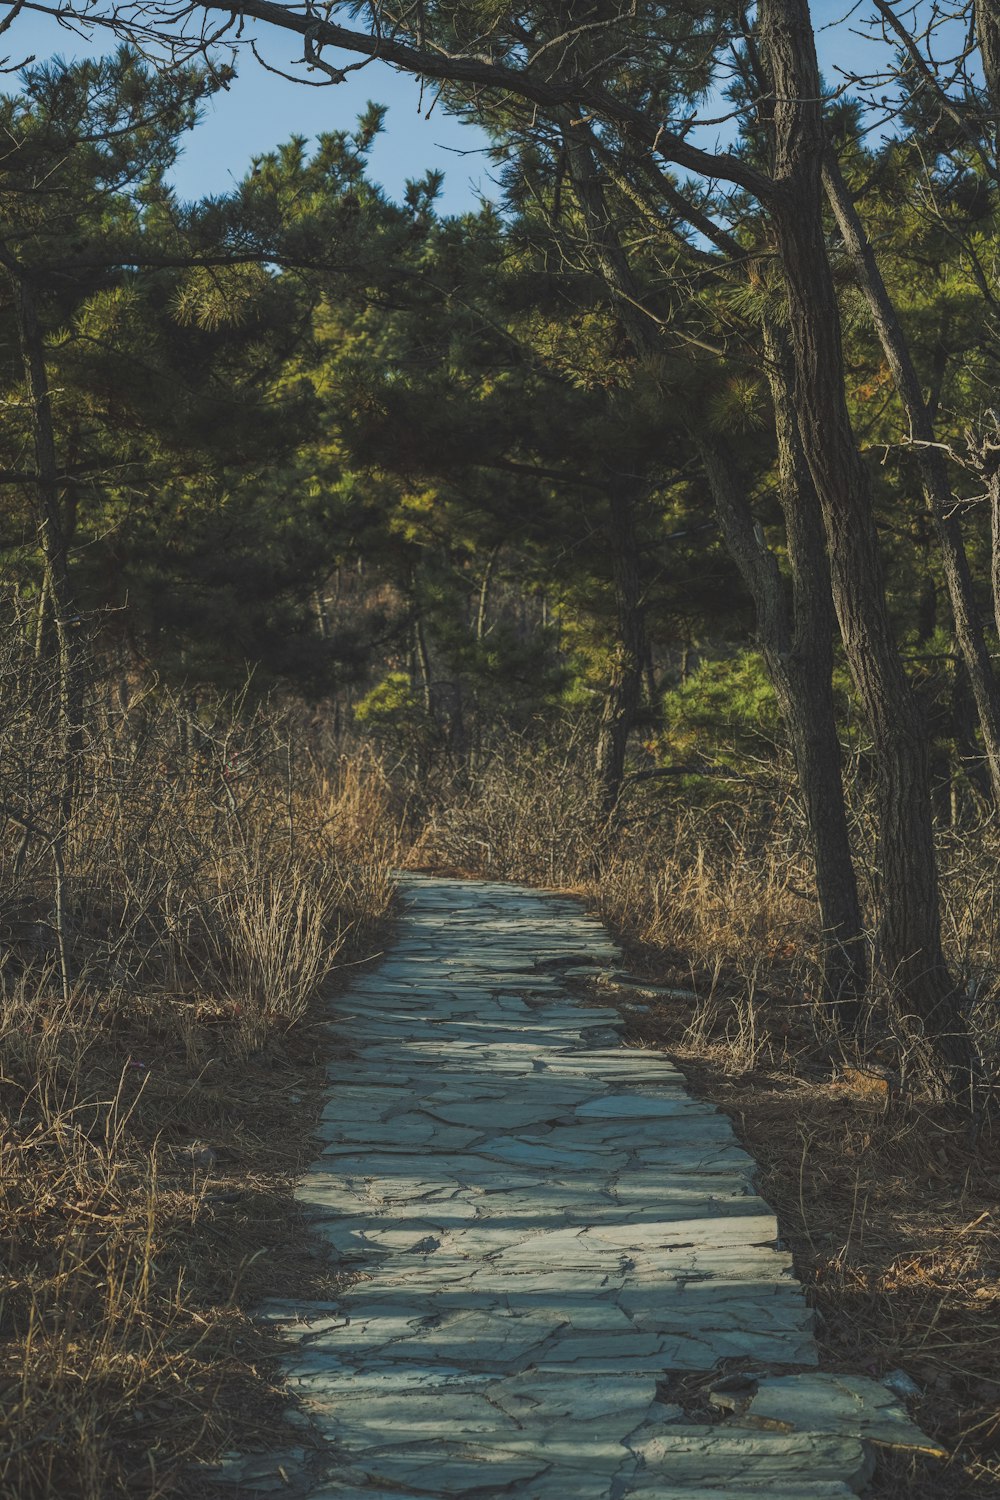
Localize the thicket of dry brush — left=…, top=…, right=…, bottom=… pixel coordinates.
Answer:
left=0, top=633, right=395, bottom=1499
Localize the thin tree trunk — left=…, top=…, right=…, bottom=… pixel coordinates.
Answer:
left=414, top=615, right=433, bottom=716
left=4, top=256, right=81, bottom=1002
left=823, top=154, right=1000, bottom=808
left=476, top=545, right=500, bottom=643
left=759, top=0, right=971, bottom=1081
left=558, top=121, right=662, bottom=816
left=595, top=483, right=647, bottom=816
left=33, top=571, right=50, bottom=661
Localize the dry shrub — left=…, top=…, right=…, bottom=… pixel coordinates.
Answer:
left=596, top=803, right=818, bottom=988
left=409, top=730, right=1000, bottom=1067
left=0, top=644, right=395, bottom=1499
left=409, top=730, right=605, bottom=886
left=411, top=733, right=819, bottom=993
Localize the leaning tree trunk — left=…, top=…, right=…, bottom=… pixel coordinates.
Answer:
left=759, top=0, right=972, bottom=1081
left=700, top=433, right=866, bottom=1027
left=702, top=313, right=869, bottom=1022
left=564, top=108, right=866, bottom=1016
left=823, top=155, right=1000, bottom=809
left=762, top=321, right=868, bottom=1019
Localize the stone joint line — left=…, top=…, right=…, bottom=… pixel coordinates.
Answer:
left=220, top=876, right=934, bottom=1499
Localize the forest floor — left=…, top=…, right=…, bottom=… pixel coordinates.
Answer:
left=573, top=928, right=1000, bottom=1500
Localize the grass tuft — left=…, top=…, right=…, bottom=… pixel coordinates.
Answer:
left=0, top=668, right=394, bottom=1499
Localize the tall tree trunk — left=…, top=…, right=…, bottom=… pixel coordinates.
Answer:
left=595, top=483, right=647, bottom=816
left=700, top=433, right=865, bottom=1026
left=758, top=0, right=971, bottom=1080
left=761, top=322, right=867, bottom=1019
left=725, top=312, right=868, bottom=1013
left=564, top=109, right=865, bottom=1011
left=561, top=117, right=653, bottom=815
left=975, top=0, right=1000, bottom=162
left=823, top=155, right=1000, bottom=808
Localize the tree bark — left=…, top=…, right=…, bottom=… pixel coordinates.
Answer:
left=975, top=0, right=1000, bottom=162
left=700, top=431, right=865, bottom=1026
left=595, top=483, right=648, bottom=816
left=823, top=154, right=1000, bottom=808
left=564, top=109, right=865, bottom=1012
left=758, top=0, right=971, bottom=1079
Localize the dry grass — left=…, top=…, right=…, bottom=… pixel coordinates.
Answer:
left=0, top=661, right=396, bottom=1499
left=409, top=735, right=1000, bottom=1498
left=408, top=730, right=604, bottom=888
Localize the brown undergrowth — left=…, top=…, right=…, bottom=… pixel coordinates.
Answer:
left=0, top=671, right=396, bottom=1500
left=612, top=996, right=1000, bottom=1498
left=410, top=738, right=1000, bottom=1499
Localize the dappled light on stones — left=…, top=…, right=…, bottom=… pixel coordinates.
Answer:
left=214, top=877, right=936, bottom=1497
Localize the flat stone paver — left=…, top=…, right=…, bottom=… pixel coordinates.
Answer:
left=238, top=875, right=934, bottom=1497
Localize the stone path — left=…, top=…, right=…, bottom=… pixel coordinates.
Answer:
left=224, top=876, right=937, bottom=1498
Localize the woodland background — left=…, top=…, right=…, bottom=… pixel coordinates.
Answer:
left=1, top=2, right=1000, bottom=1496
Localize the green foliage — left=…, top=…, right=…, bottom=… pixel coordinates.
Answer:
left=354, top=671, right=427, bottom=740
left=3, top=25, right=999, bottom=794
left=660, top=653, right=782, bottom=767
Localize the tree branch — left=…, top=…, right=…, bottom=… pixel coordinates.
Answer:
left=187, top=0, right=777, bottom=200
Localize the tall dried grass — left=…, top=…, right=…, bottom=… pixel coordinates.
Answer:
left=409, top=730, right=999, bottom=1066
left=411, top=733, right=821, bottom=989
left=0, top=643, right=395, bottom=1499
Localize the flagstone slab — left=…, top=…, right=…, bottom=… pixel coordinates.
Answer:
left=739, top=1372, right=948, bottom=1456
left=632, top=1426, right=874, bottom=1490
left=235, top=874, right=933, bottom=1497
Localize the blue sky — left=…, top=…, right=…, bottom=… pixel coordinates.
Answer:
left=8, top=9, right=498, bottom=211
left=4, top=3, right=920, bottom=212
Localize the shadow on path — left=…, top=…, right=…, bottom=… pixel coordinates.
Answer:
left=213, top=876, right=937, bottom=1499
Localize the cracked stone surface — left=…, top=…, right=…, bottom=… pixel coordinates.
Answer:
left=233, top=875, right=933, bottom=1497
